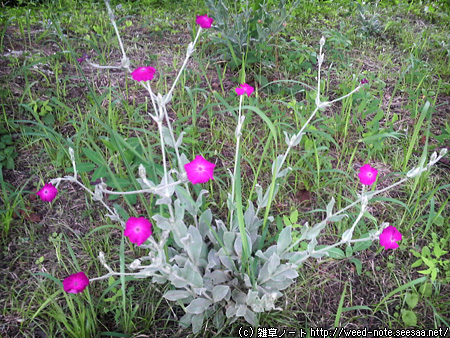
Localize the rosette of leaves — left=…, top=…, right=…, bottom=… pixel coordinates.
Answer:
left=354, top=2, right=384, bottom=38
left=129, top=167, right=300, bottom=333
left=130, top=156, right=362, bottom=333
left=205, top=0, right=300, bottom=68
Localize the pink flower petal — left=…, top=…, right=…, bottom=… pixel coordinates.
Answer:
left=379, top=226, right=402, bottom=250
left=358, top=164, right=378, bottom=186
left=63, top=272, right=89, bottom=293
left=184, top=155, right=216, bottom=185
left=196, top=15, right=214, bottom=29
left=124, top=217, right=153, bottom=246
left=235, top=83, right=254, bottom=97
left=131, top=66, right=156, bottom=82
left=235, top=87, right=245, bottom=96
left=36, top=183, right=58, bottom=202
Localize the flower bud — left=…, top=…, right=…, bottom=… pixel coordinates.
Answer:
left=318, top=101, right=330, bottom=109
left=187, top=42, right=195, bottom=56
left=179, top=171, right=188, bottom=183
left=98, top=251, right=106, bottom=265
left=318, top=54, right=324, bottom=65
left=121, top=56, right=130, bottom=69
left=315, top=96, right=320, bottom=107
left=361, top=195, right=368, bottom=209
left=406, top=167, right=421, bottom=178
left=360, top=78, right=369, bottom=85
left=129, top=259, right=141, bottom=270
left=320, top=36, right=325, bottom=46
left=139, top=164, right=147, bottom=180
left=69, top=148, right=75, bottom=162
left=429, top=151, right=437, bottom=164
left=235, top=115, right=245, bottom=138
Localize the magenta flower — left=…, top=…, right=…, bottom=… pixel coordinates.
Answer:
left=379, top=226, right=402, bottom=250
left=361, top=78, right=369, bottom=85
left=131, top=66, right=156, bottom=82
left=184, top=155, right=216, bottom=185
left=63, top=272, right=89, bottom=293
left=77, top=53, right=88, bottom=63
left=196, top=15, right=214, bottom=29
left=235, top=83, right=254, bottom=97
left=36, top=183, right=58, bottom=202
left=124, top=217, right=153, bottom=246
left=358, top=164, right=378, bottom=186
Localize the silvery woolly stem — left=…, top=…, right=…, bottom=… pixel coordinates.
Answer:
left=51, top=155, right=125, bottom=228
left=104, top=0, right=200, bottom=206
left=283, top=151, right=447, bottom=255
left=264, top=39, right=361, bottom=198
left=140, top=30, right=204, bottom=215
left=230, top=94, right=252, bottom=278
left=308, top=211, right=386, bottom=259
left=159, top=27, right=203, bottom=162
left=84, top=61, right=123, bottom=70
left=159, top=103, right=199, bottom=226
left=156, top=118, right=175, bottom=221
left=89, top=271, right=148, bottom=282
left=143, top=81, right=159, bottom=123
left=311, top=233, right=371, bottom=256
left=160, top=28, right=204, bottom=196
left=166, top=27, right=203, bottom=100
left=229, top=95, right=244, bottom=229
left=98, top=180, right=183, bottom=195
left=328, top=85, right=361, bottom=105
left=257, top=39, right=328, bottom=249
left=104, top=0, right=129, bottom=69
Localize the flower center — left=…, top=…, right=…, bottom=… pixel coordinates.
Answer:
left=135, top=227, right=141, bottom=233
left=367, top=172, right=372, bottom=177
left=197, top=165, right=205, bottom=172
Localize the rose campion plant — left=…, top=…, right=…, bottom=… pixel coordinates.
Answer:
left=39, top=0, right=448, bottom=333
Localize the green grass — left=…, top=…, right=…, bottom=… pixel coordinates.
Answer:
left=1, top=0, right=450, bottom=336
